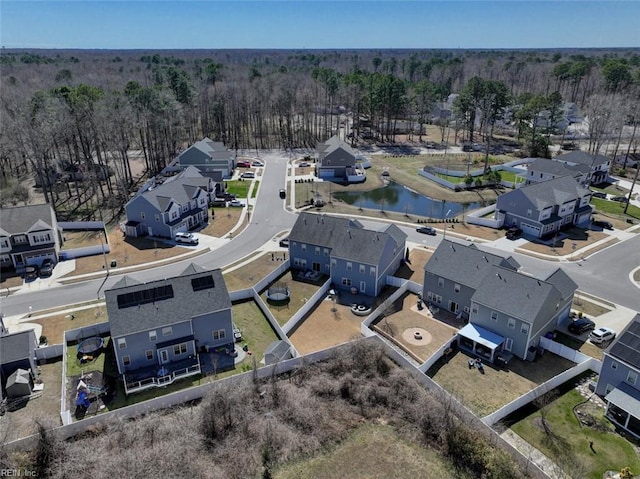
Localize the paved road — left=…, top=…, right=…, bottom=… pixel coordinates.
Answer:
left=2, top=152, right=639, bottom=317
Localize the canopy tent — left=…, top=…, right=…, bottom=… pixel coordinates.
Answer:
left=457, top=323, right=505, bottom=363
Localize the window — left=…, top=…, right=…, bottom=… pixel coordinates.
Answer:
left=292, top=241, right=297, bottom=247
left=370, top=266, right=376, bottom=276
left=146, top=350, right=154, bottom=360
left=122, top=355, right=130, bottom=366
left=346, top=262, right=352, bottom=271
left=171, top=211, right=178, bottom=220
left=213, top=329, right=226, bottom=340
left=315, top=246, right=320, bottom=255
left=341, top=278, right=351, bottom=287
left=330, top=258, right=337, bottom=267
left=117, top=338, right=127, bottom=349
left=155, top=214, right=160, bottom=222
left=438, top=277, right=444, bottom=288
left=508, top=318, right=515, bottom=330
left=611, top=362, right=618, bottom=370
left=294, top=258, right=307, bottom=267
left=162, top=327, right=172, bottom=337
left=628, top=371, right=637, bottom=385
left=491, top=311, right=498, bottom=321
left=527, top=209, right=532, bottom=217
left=427, top=291, right=434, bottom=301
left=434, top=294, right=442, bottom=305
left=323, top=248, right=329, bottom=257
left=140, top=212, right=146, bottom=219
left=471, top=303, right=478, bottom=314
left=464, top=306, right=470, bottom=314
left=301, top=244, right=306, bottom=252
left=173, top=343, right=187, bottom=355
left=521, top=324, right=529, bottom=335
left=359, top=264, right=365, bottom=274
left=454, top=283, right=460, bottom=293
left=149, top=331, right=157, bottom=342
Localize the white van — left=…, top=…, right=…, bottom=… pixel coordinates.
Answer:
left=175, top=232, right=199, bottom=245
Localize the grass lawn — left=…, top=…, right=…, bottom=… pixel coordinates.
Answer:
left=202, top=207, right=242, bottom=238
left=260, top=271, right=324, bottom=326
left=510, top=388, right=640, bottom=479
left=66, top=336, right=110, bottom=377
left=223, top=252, right=285, bottom=291
left=225, top=179, right=253, bottom=199
left=436, top=172, right=465, bottom=183
left=591, top=197, right=640, bottom=218
left=571, top=296, right=612, bottom=318
left=275, top=423, right=462, bottom=479
left=591, top=183, right=631, bottom=196
left=33, top=304, right=107, bottom=344
left=232, top=299, right=280, bottom=363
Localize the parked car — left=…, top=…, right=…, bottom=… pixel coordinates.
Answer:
left=251, top=161, right=264, bottom=167
left=39, top=258, right=54, bottom=277
left=236, top=160, right=251, bottom=168
left=241, top=172, right=255, bottom=179
left=229, top=199, right=245, bottom=207
left=568, top=317, right=596, bottom=334
left=211, top=197, right=227, bottom=206
left=506, top=227, right=522, bottom=240
left=589, top=327, right=616, bottom=344
left=299, top=161, right=310, bottom=167
left=279, top=189, right=286, bottom=199
left=416, top=226, right=436, bottom=236
left=279, top=237, right=289, bottom=248
left=591, top=191, right=607, bottom=199
left=232, top=324, right=243, bottom=342
left=175, top=232, right=199, bottom=245
left=24, top=265, right=39, bottom=280
left=592, top=220, right=613, bottom=230
left=611, top=196, right=629, bottom=203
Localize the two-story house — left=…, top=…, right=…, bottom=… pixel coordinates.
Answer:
left=316, top=136, right=365, bottom=183
left=0, top=203, right=62, bottom=272
left=424, top=241, right=577, bottom=363
left=553, top=151, right=611, bottom=185
left=124, top=167, right=213, bottom=238
left=523, top=158, right=589, bottom=186
left=595, top=313, right=640, bottom=439
left=288, top=212, right=406, bottom=297
left=172, top=137, right=235, bottom=179
left=104, top=264, right=233, bottom=394
left=495, top=175, right=593, bottom=238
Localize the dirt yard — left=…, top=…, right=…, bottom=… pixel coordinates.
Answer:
left=517, top=228, right=608, bottom=258
left=32, top=304, right=107, bottom=344
left=394, top=248, right=433, bottom=283
left=223, top=252, right=286, bottom=291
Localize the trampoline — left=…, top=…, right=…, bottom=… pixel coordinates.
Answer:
left=77, top=337, right=105, bottom=355
left=266, top=283, right=291, bottom=305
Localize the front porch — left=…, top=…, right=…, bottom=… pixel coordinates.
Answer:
left=123, top=355, right=201, bottom=395
left=457, top=323, right=505, bottom=363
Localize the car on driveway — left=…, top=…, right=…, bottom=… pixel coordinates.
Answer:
left=589, top=327, right=616, bottom=344
left=39, top=258, right=54, bottom=277
left=506, top=227, right=522, bottom=240
left=229, top=199, right=245, bottom=207
left=591, top=191, right=607, bottom=199
left=416, top=226, right=436, bottom=235
left=279, top=237, right=289, bottom=248
left=251, top=161, right=264, bottom=167
left=592, top=220, right=613, bottom=230
left=611, top=196, right=629, bottom=203
left=236, top=160, right=251, bottom=168
left=175, top=232, right=199, bottom=245
left=24, top=265, right=39, bottom=281
left=568, top=317, right=596, bottom=334
left=241, top=172, right=255, bottom=179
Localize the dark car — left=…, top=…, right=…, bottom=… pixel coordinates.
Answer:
left=592, top=220, right=613, bottom=230
left=568, top=318, right=596, bottom=335
left=39, top=259, right=54, bottom=277
left=279, top=237, right=289, bottom=248
left=590, top=191, right=607, bottom=199
left=506, top=227, right=522, bottom=240
left=24, top=265, right=39, bottom=281
left=279, top=189, right=286, bottom=199
left=416, top=226, right=436, bottom=236
left=611, top=196, right=629, bottom=203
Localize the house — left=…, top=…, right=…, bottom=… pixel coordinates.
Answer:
left=171, top=138, right=235, bottom=179
left=0, top=203, right=62, bottom=272
left=104, top=264, right=234, bottom=394
left=288, top=212, right=406, bottom=297
left=0, top=329, right=39, bottom=401
left=495, top=175, right=593, bottom=238
left=424, top=240, right=577, bottom=362
left=124, top=166, right=214, bottom=238
left=523, top=158, right=589, bottom=186
left=316, top=136, right=366, bottom=183
left=595, top=313, right=640, bottom=439
left=553, top=151, right=611, bottom=185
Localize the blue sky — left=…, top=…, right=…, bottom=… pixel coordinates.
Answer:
left=1, top=1, right=639, bottom=50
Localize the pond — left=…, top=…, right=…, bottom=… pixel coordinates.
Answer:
left=333, top=181, right=481, bottom=218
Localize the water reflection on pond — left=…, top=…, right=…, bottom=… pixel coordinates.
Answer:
left=333, top=181, right=481, bottom=218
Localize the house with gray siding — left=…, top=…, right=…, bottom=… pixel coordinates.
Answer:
left=0, top=203, right=62, bottom=272
left=553, top=151, right=611, bottom=185
left=288, top=212, right=406, bottom=297
left=124, top=166, right=213, bottom=238
left=495, top=175, right=593, bottom=238
left=1, top=329, right=39, bottom=401
left=423, top=241, right=577, bottom=363
left=316, top=136, right=365, bottom=183
left=595, top=313, right=640, bottom=439
left=523, top=158, right=589, bottom=186
left=172, top=137, right=235, bottom=179
left=104, top=264, right=233, bottom=394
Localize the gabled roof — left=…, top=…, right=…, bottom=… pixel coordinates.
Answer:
left=0, top=330, right=37, bottom=365
left=606, top=313, right=640, bottom=371
left=471, top=265, right=564, bottom=324
left=130, top=168, right=209, bottom=213
left=497, top=175, right=590, bottom=212
left=544, top=268, right=578, bottom=300
left=289, top=213, right=406, bottom=266
left=556, top=151, right=610, bottom=167
left=528, top=158, right=585, bottom=178
left=105, top=264, right=231, bottom=338
left=0, top=204, right=56, bottom=237
left=423, top=240, right=520, bottom=290
left=317, top=136, right=356, bottom=163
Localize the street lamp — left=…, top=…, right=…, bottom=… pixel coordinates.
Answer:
left=442, top=209, right=452, bottom=240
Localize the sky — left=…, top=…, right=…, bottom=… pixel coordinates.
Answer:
left=1, top=0, right=639, bottom=50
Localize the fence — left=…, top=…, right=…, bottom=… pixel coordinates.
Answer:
left=539, top=336, right=600, bottom=371
left=418, top=338, right=458, bottom=373
left=63, top=321, right=110, bottom=343
left=282, top=279, right=331, bottom=335
left=59, top=244, right=110, bottom=261
left=58, top=221, right=106, bottom=230
left=252, top=259, right=290, bottom=294
left=466, top=204, right=503, bottom=228
left=35, top=344, right=64, bottom=361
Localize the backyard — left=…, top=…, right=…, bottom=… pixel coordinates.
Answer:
left=231, top=299, right=280, bottom=365
left=223, top=251, right=286, bottom=291
left=260, top=271, right=325, bottom=326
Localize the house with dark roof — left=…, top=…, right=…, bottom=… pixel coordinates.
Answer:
left=171, top=137, right=235, bottom=179
left=0, top=329, right=39, bottom=401
left=0, top=203, right=62, bottom=272
left=523, top=158, right=589, bottom=186
left=104, top=264, right=233, bottom=394
left=316, top=136, right=366, bottom=183
left=553, top=151, right=611, bottom=185
left=424, top=241, right=577, bottom=362
left=124, top=166, right=214, bottom=238
left=596, top=313, right=640, bottom=439
left=288, top=212, right=406, bottom=296
left=495, top=175, right=593, bottom=238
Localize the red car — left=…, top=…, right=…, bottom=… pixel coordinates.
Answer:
left=236, top=160, right=251, bottom=168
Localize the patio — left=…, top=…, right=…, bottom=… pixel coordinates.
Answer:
left=123, top=355, right=201, bottom=395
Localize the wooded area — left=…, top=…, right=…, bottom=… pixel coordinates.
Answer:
left=1, top=48, right=638, bottom=220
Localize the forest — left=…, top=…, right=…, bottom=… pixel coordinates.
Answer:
left=0, top=48, right=639, bottom=220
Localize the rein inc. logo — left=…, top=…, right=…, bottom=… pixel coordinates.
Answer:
left=0, top=470, right=37, bottom=477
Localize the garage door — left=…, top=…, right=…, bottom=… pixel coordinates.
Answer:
left=520, top=223, right=541, bottom=238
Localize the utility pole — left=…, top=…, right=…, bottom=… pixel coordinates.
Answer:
left=624, top=165, right=639, bottom=215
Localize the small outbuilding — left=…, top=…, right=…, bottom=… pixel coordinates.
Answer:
left=263, top=340, right=293, bottom=366
left=6, top=368, right=33, bottom=399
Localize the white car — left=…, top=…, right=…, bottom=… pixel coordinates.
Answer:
left=175, top=232, right=199, bottom=245
left=589, top=327, right=616, bottom=344
left=241, top=172, right=255, bottom=179
left=251, top=161, right=264, bottom=167
left=229, top=199, right=245, bottom=207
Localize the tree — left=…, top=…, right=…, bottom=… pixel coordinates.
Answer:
left=478, top=79, right=510, bottom=172
left=601, top=59, right=632, bottom=94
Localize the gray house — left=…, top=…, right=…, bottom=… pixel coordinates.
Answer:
left=553, top=151, right=611, bottom=185
left=173, top=137, right=235, bottom=179
left=0, top=203, right=62, bottom=272
left=289, top=212, right=406, bottom=297
left=104, top=264, right=233, bottom=394
left=1, top=329, right=39, bottom=401
left=495, top=175, right=593, bottom=238
left=523, top=158, right=589, bottom=186
left=124, top=166, right=213, bottom=239
left=316, top=136, right=365, bottom=183
left=423, top=240, right=577, bottom=362
left=595, top=314, right=640, bottom=439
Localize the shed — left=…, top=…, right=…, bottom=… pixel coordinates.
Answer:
left=263, top=340, right=292, bottom=366
left=6, top=368, right=33, bottom=399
